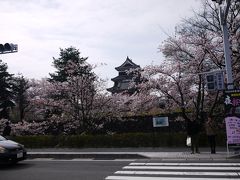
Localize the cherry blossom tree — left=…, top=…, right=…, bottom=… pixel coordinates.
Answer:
left=183, top=0, right=240, bottom=84
left=137, top=0, right=239, bottom=123
left=48, top=47, right=112, bottom=134
left=24, top=78, right=54, bottom=122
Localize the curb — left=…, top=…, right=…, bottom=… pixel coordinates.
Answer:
left=227, top=154, right=240, bottom=159
left=27, top=152, right=149, bottom=159
left=27, top=152, right=236, bottom=160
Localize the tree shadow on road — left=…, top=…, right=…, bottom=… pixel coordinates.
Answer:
left=0, top=161, right=33, bottom=170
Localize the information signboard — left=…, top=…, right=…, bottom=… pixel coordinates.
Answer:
left=225, top=116, right=240, bottom=145
left=153, top=117, right=169, bottom=127
left=224, top=89, right=240, bottom=116
left=224, top=89, right=240, bottom=148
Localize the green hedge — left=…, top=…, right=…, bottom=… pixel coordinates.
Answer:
left=11, top=132, right=227, bottom=148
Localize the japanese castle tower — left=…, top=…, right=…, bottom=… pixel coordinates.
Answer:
left=107, top=56, right=140, bottom=94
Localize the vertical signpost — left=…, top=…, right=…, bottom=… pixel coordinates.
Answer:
left=152, top=116, right=169, bottom=146
left=211, top=0, right=237, bottom=155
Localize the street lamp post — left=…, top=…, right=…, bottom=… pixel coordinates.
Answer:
left=212, top=0, right=234, bottom=90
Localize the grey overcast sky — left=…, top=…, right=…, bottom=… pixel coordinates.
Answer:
left=0, top=0, right=201, bottom=87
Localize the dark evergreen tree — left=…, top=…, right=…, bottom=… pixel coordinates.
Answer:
left=48, top=47, right=98, bottom=133
left=49, top=47, right=91, bottom=83
left=0, top=60, right=15, bottom=119
left=13, top=75, right=29, bottom=122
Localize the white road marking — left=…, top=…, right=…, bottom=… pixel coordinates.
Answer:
left=105, top=176, right=236, bottom=180
left=123, top=165, right=240, bottom=170
left=71, top=158, right=94, bottom=161
left=114, top=159, right=137, bottom=161
left=105, top=162, right=240, bottom=180
left=115, top=170, right=239, bottom=176
left=130, top=162, right=240, bottom=166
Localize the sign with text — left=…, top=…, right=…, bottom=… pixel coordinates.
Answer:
left=153, top=117, right=169, bottom=127
left=224, top=89, right=240, bottom=116
left=225, top=116, right=240, bottom=145
left=205, top=70, right=224, bottom=91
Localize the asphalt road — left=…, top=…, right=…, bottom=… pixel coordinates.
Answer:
left=1, top=159, right=240, bottom=180
left=0, top=159, right=131, bottom=180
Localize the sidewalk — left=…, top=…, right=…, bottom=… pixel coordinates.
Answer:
left=27, top=147, right=240, bottom=160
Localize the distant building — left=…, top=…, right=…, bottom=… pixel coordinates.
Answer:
left=107, top=56, right=141, bottom=94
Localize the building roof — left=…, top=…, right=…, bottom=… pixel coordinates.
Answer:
left=115, top=56, right=140, bottom=71
left=107, top=86, right=135, bottom=94
left=111, top=75, right=133, bottom=82
left=107, top=86, right=124, bottom=93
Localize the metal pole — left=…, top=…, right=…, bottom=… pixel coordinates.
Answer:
left=224, top=0, right=231, bottom=22
left=219, top=3, right=234, bottom=90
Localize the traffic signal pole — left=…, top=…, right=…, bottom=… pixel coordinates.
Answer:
left=218, top=0, right=234, bottom=90
left=211, top=0, right=233, bottom=90
left=214, top=0, right=240, bottom=156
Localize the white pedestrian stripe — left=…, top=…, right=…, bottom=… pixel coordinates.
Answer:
left=123, top=165, right=240, bottom=170
left=115, top=170, right=238, bottom=176
left=105, top=162, right=240, bottom=180
left=130, top=162, right=240, bottom=166
left=105, top=176, right=238, bottom=180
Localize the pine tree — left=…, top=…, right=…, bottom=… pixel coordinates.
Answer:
left=48, top=47, right=97, bottom=133
left=49, top=47, right=91, bottom=83
left=0, top=60, right=15, bottom=119
left=13, top=75, right=29, bottom=122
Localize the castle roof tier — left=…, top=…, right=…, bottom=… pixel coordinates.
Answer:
left=111, top=75, right=133, bottom=82
left=107, top=56, right=141, bottom=94
left=115, top=56, right=140, bottom=71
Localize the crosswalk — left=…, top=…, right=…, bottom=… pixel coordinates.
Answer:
left=105, top=162, right=240, bottom=180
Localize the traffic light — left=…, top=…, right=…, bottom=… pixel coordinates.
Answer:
left=0, top=43, right=18, bottom=54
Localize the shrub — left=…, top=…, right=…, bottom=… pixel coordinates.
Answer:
left=11, top=132, right=226, bottom=148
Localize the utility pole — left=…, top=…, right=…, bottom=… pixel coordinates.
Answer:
left=212, top=0, right=234, bottom=89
